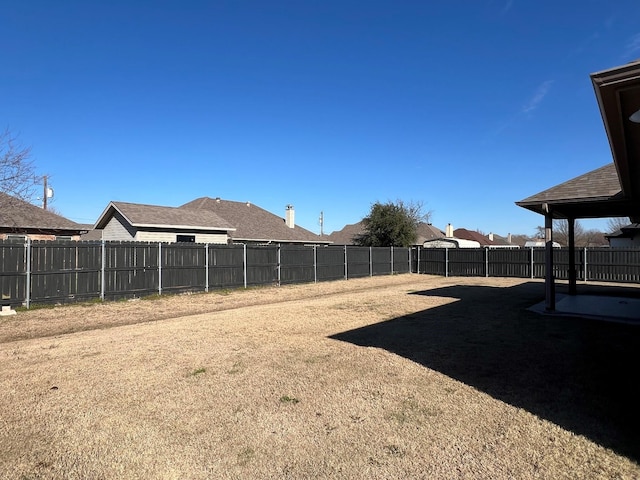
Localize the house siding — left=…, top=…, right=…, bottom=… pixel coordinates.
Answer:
left=135, top=231, right=229, bottom=244
left=102, top=212, right=136, bottom=241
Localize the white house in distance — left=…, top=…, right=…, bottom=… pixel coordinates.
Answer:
left=606, top=223, right=640, bottom=247
left=94, top=201, right=235, bottom=244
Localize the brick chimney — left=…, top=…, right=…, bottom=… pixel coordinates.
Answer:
left=285, top=205, right=295, bottom=228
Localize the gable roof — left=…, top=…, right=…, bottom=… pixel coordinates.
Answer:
left=180, top=197, right=329, bottom=244
left=453, top=228, right=497, bottom=246
left=94, top=201, right=235, bottom=232
left=0, top=192, right=85, bottom=233
left=416, top=223, right=445, bottom=243
left=325, top=222, right=364, bottom=245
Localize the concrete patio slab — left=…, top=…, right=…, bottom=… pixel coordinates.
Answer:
left=529, top=294, right=640, bottom=324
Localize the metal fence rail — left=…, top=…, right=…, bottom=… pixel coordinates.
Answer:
left=0, top=240, right=411, bottom=308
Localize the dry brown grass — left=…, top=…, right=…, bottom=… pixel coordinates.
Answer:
left=0, top=274, right=638, bottom=479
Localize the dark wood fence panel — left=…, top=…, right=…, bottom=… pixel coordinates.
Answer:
left=246, top=246, right=277, bottom=286
left=347, top=247, right=370, bottom=278
left=0, top=240, right=27, bottom=306
left=3, top=241, right=639, bottom=308
left=104, top=242, right=159, bottom=299
left=413, top=248, right=446, bottom=275
left=393, top=247, right=411, bottom=274
left=488, top=249, right=530, bottom=278
left=280, top=245, right=315, bottom=285
left=371, top=247, right=391, bottom=275
left=587, top=248, right=640, bottom=283
left=208, top=245, right=245, bottom=288
left=162, top=243, right=207, bottom=293
left=30, top=241, right=102, bottom=304
left=316, top=246, right=345, bottom=281
left=448, top=249, right=485, bottom=276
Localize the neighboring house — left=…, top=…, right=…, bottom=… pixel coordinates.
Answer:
left=453, top=228, right=499, bottom=247
left=416, top=223, right=445, bottom=244
left=326, top=221, right=444, bottom=246
left=423, top=238, right=481, bottom=248
left=94, top=201, right=235, bottom=243
left=606, top=223, right=640, bottom=247
left=78, top=225, right=103, bottom=241
left=325, top=222, right=364, bottom=245
left=0, top=192, right=86, bottom=241
left=523, top=239, right=562, bottom=248
left=180, top=197, right=331, bottom=246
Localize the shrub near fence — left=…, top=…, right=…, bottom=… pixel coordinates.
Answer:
left=412, top=246, right=640, bottom=283
left=0, top=240, right=412, bottom=308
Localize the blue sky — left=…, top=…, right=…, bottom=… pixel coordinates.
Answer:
left=3, top=1, right=640, bottom=236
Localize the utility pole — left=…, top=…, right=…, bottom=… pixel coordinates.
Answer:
left=43, top=175, right=48, bottom=210
left=319, top=211, right=324, bottom=236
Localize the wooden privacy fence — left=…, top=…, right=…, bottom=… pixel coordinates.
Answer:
left=0, top=240, right=411, bottom=308
left=412, top=247, right=640, bottom=283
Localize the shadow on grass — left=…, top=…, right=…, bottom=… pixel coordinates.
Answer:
left=329, top=281, right=640, bottom=462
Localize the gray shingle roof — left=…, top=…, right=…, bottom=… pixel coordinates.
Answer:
left=95, top=201, right=235, bottom=231
left=0, top=192, right=85, bottom=233
left=325, top=222, right=364, bottom=245
left=518, top=164, right=621, bottom=204
left=515, top=163, right=640, bottom=219
left=180, top=197, right=328, bottom=244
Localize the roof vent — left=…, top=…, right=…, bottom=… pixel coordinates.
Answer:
left=246, top=201, right=251, bottom=207
left=215, top=197, right=221, bottom=203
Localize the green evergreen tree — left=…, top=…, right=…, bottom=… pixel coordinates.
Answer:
left=354, top=200, right=429, bottom=247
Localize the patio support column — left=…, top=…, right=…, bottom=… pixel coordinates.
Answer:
left=544, top=205, right=555, bottom=312
left=568, top=217, right=577, bottom=295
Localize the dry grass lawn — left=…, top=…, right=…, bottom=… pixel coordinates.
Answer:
left=1, top=274, right=638, bottom=479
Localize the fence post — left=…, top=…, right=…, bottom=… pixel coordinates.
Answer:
left=25, top=238, right=31, bottom=309
left=369, top=247, right=373, bottom=277
left=100, top=239, right=106, bottom=301
left=485, top=247, right=489, bottom=278
left=243, top=243, right=247, bottom=289
left=344, top=245, right=348, bottom=280
left=277, top=244, right=281, bottom=286
left=313, top=245, right=317, bottom=283
left=158, top=242, right=162, bottom=296
left=205, top=244, right=209, bottom=293
left=391, top=246, right=394, bottom=275
left=584, top=247, right=588, bottom=282
left=416, top=247, right=420, bottom=274
left=408, top=247, right=411, bottom=274
left=530, top=247, right=534, bottom=279
left=445, top=248, right=449, bottom=278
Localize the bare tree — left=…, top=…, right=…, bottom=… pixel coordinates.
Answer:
left=1, top=129, right=36, bottom=206
left=606, top=217, right=630, bottom=233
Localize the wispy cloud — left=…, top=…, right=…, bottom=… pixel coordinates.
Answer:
left=500, top=0, right=514, bottom=16
left=522, top=80, right=554, bottom=114
left=623, top=33, right=640, bottom=60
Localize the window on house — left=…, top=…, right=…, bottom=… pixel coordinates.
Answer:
left=176, top=235, right=196, bottom=243
left=56, top=236, right=73, bottom=241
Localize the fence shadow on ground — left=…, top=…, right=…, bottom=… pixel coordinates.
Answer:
left=329, top=281, right=640, bottom=462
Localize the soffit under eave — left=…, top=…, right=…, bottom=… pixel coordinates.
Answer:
left=516, top=198, right=640, bottom=220
left=591, top=62, right=640, bottom=197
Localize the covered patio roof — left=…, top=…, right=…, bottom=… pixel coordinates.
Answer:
left=515, top=60, right=640, bottom=312
left=516, top=60, right=640, bottom=223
